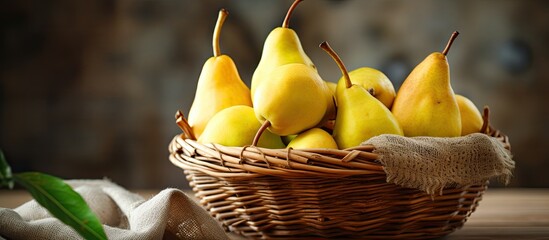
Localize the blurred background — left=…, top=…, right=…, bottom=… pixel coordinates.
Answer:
left=1, top=0, right=547, bottom=189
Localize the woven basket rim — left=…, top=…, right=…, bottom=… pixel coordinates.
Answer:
left=169, top=126, right=510, bottom=179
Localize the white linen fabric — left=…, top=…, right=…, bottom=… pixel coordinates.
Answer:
left=0, top=179, right=228, bottom=240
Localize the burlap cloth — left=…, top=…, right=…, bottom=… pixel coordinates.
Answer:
left=364, top=133, right=515, bottom=195
left=0, top=179, right=228, bottom=240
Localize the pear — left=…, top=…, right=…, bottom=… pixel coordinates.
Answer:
left=187, top=9, right=252, bottom=138
left=281, top=135, right=297, bottom=146
left=287, top=128, right=338, bottom=149
left=253, top=63, right=329, bottom=139
left=250, top=0, right=316, bottom=100
left=320, top=42, right=403, bottom=149
left=199, top=105, right=285, bottom=149
left=318, top=80, right=337, bottom=128
left=335, top=67, right=396, bottom=109
left=250, top=0, right=334, bottom=129
left=391, top=31, right=462, bottom=137
left=326, top=81, right=337, bottom=95
left=455, top=94, right=483, bottom=135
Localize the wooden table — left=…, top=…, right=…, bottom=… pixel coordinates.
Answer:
left=445, top=188, right=549, bottom=239
left=1, top=188, right=548, bottom=239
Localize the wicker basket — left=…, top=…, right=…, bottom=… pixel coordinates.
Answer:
left=168, top=126, right=510, bottom=239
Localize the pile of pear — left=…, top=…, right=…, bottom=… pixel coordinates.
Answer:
left=180, top=1, right=486, bottom=151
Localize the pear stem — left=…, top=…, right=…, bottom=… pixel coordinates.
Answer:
left=212, top=9, right=228, bottom=57
left=282, top=0, right=303, bottom=28
left=442, top=31, right=459, bottom=56
left=175, top=110, right=196, bottom=140
left=252, top=121, right=271, bottom=147
left=320, top=41, right=352, bottom=89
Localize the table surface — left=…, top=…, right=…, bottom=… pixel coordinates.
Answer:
left=1, top=188, right=548, bottom=239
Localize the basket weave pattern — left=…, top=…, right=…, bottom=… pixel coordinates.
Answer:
left=169, top=129, right=510, bottom=239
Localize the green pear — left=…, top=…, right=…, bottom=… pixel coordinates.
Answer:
left=455, top=94, right=483, bottom=136
left=287, top=128, right=338, bottom=149
left=391, top=31, right=461, bottom=137
left=250, top=0, right=316, bottom=99
left=320, top=42, right=403, bottom=149
left=198, top=105, right=285, bottom=148
left=335, top=67, right=396, bottom=109
left=253, top=63, right=329, bottom=138
left=188, top=9, right=252, bottom=138
left=281, top=135, right=297, bottom=146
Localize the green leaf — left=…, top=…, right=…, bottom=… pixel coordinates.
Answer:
left=14, top=172, right=108, bottom=240
left=0, top=150, right=14, bottom=189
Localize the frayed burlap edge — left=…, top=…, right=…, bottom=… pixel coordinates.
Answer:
left=364, top=133, right=515, bottom=195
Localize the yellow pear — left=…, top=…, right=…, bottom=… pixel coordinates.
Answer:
left=391, top=31, right=462, bottom=137
left=187, top=9, right=252, bottom=138
left=335, top=67, right=396, bottom=109
left=326, top=81, right=337, bottom=95
left=250, top=0, right=316, bottom=99
left=325, top=81, right=338, bottom=118
left=287, top=128, right=338, bottom=149
left=319, top=80, right=337, bottom=126
left=456, top=94, right=483, bottom=135
left=250, top=0, right=335, bottom=130
left=320, top=42, right=403, bottom=149
left=199, top=105, right=285, bottom=149
left=253, top=63, right=329, bottom=138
